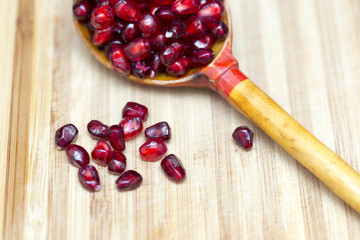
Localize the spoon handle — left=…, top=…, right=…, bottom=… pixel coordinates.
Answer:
left=214, top=65, right=360, bottom=213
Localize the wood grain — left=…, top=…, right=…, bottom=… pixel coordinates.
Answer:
left=1, top=0, right=360, bottom=239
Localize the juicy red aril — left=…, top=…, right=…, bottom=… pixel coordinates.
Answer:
left=193, top=33, right=215, bottom=49
left=114, top=0, right=140, bottom=22
left=155, top=7, right=177, bottom=23
left=55, top=124, right=78, bottom=149
left=106, top=125, right=126, bottom=151
left=91, top=5, right=114, bottom=29
left=121, top=22, right=139, bottom=43
left=149, top=52, right=164, bottom=78
left=185, top=16, right=207, bottom=39
left=171, top=0, right=201, bottom=15
left=232, top=126, right=254, bottom=150
left=92, top=25, right=114, bottom=46
left=166, top=56, right=191, bottom=76
left=123, top=38, right=151, bottom=61
left=160, top=41, right=184, bottom=65
left=150, top=32, right=167, bottom=51
left=191, top=48, right=215, bottom=67
left=167, top=19, right=186, bottom=40
left=138, top=13, right=160, bottom=35
left=96, top=0, right=109, bottom=5
left=161, top=154, right=186, bottom=182
left=122, top=102, right=148, bottom=121
left=108, top=151, right=126, bottom=174
left=139, top=138, right=167, bottom=162
left=91, top=140, right=113, bottom=166
left=112, top=19, right=126, bottom=34
left=197, top=1, right=224, bottom=22
left=66, top=144, right=90, bottom=168
left=119, top=116, right=143, bottom=140
left=145, top=121, right=171, bottom=140
left=206, top=21, right=228, bottom=40
left=154, top=0, right=175, bottom=5
left=73, top=0, right=94, bottom=21
left=87, top=120, right=109, bottom=139
left=116, top=170, right=143, bottom=191
left=109, top=47, right=131, bottom=76
left=104, top=41, right=122, bottom=60
left=78, top=165, right=101, bottom=192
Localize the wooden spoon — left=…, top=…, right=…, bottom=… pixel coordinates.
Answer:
left=74, top=1, right=360, bottom=213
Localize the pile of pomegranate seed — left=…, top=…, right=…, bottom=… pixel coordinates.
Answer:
left=55, top=101, right=186, bottom=192
left=73, top=0, right=228, bottom=78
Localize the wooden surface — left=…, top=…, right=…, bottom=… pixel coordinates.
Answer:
left=1, top=0, right=360, bottom=239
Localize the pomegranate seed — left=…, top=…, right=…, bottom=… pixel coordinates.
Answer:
left=121, top=22, right=139, bottom=43
left=123, top=38, right=151, bottom=61
left=150, top=32, right=167, bottom=51
left=149, top=52, right=164, bottom=78
left=167, top=19, right=185, bottom=40
left=155, top=7, right=177, bottom=23
left=66, top=144, right=90, bottom=168
left=92, top=25, right=114, bottom=46
left=166, top=56, right=191, bottom=77
left=87, top=120, right=109, bottom=140
left=109, top=47, right=131, bottom=76
left=119, top=116, right=143, bottom=140
left=112, top=19, right=126, bottom=34
left=138, top=13, right=160, bottom=35
left=139, top=138, right=167, bottom=162
left=73, top=0, right=94, bottom=21
left=55, top=124, right=78, bottom=149
left=91, top=5, right=114, bottom=29
left=78, top=165, right=101, bottom=192
left=106, top=125, right=126, bottom=151
left=232, top=126, right=254, bottom=150
left=206, top=21, right=228, bottom=40
left=190, top=48, right=215, bottom=67
left=197, top=1, right=224, bottom=22
left=171, top=0, right=201, bottom=15
left=185, top=16, right=207, bottom=39
left=154, top=0, right=175, bottom=5
left=193, top=33, right=215, bottom=49
left=116, top=170, right=143, bottom=191
left=145, top=121, right=171, bottom=140
left=104, top=40, right=123, bottom=60
left=122, top=102, right=148, bottom=121
left=149, top=4, right=161, bottom=15
left=96, top=0, right=109, bottom=5
left=91, top=140, right=113, bottom=166
left=114, top=0, right=141, bottom=22
left=161, top=154, right=186, bottom=182
left=160, top=41, right=184, bottom=65
left=108, top=151, right=126, bottom=174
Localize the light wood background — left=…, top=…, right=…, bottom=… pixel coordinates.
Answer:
left=1, top=0, right=360, bottom=239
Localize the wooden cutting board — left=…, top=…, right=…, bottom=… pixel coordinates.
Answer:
left=1, top=0, right=360, bottom=239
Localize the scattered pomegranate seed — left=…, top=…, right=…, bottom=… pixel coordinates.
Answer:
left=145, top=122, right=171, bottom=140
left=139, top=138, right=168, bottom=162
left=108, top=151, right=127, bottom=174
left=122, top=102, right=148, bottom=121
left=119, top=117, right=143, bottom=140
left=161, top=154, right=186, bottom=182
left=232, top=126, right=254, bottom=150
left=116, top=170, right=143, bottom=191
left=87, top=120, right=109, bottom=140
left=78, top=165, right=101, bottom=192
left=66, top=144, right=90, bottom=168
left=106, top=125, right=126, bottom=151
left=91, top=140, right=113, bottom=166
left=55, top=124, right=78, bottom=149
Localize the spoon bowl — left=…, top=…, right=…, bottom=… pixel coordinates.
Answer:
left=73, top=0, right=360, bottom=214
